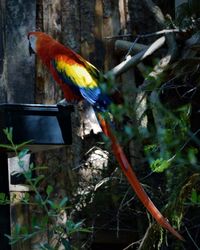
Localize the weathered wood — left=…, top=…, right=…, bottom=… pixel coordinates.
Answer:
left=0, top=0, right=7, bottom=102
left=3, top=0, right=36, bottom=103
left=102, top=0, right=121, bottom=71
left=0, top=1, right=36, bottom=249
left=35, top=0, right=62, bottom=104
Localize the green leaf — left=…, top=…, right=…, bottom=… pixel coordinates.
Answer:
left=35, top=193, right=43, bottom=204
left=46, top=199, right=54, bottom=208
left=124, top=125, right=133, bottom=137
left=73, top=221, right=84, bottom=230
left=24, top=170, right=32, bottom=179
left=14, top=223, right=21, bottom=234
left=188, top=148, right=198, bottom=165
left=76, top=228, right=92, bottom=233
left=191, top=189, right=198, bottom=203
left=18, top=148, right=30, bottom=159
left=66, top=219, right=91, bottom=236
left=59, top=197, right=69, bottom=207
left=31, top=165, right=48, bottom=171
left=0, top=144, right=14, bottom=150
left=22, top=193, right=30, bottom=204
left=18, top=160, right=25, bottom=168
left=150, top=158, right=171, bottom=173
left=46, top=185, right=53, bottom=196
left=41, top=216, right=49, bottom=227
left=3, top=127, right=13, bottom=142
left=0, top=192, right=6, bottom=200
left=61, top=238, right=72, bottom=250
left=4, top=234, right=12, bottom=240
left=46, top=200, right=57, bottom=210
left=66, top=220, right=75, bottom=232
left=0, top=193, right=6, bottom=204
left=16, top=140, right=33, bottom=150
left=33, top=175, right=45, bottom=186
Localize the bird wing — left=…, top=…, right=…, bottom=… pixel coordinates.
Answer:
left=52, top=54, right=101, bottom=105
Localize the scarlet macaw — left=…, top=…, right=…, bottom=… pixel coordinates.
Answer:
left=28, top=31, right=183, bottom=240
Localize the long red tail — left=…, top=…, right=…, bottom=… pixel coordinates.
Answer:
left=97, top=113, right=184, bottom=241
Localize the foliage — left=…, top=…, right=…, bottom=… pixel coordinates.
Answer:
left=0, top=128, right=90, bottom=249
left=187, top=188, right=200, bottom=206
left=94, top=3, right=200, bottom=248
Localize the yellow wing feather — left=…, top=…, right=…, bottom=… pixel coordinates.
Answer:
left=55, top=55, right=99, bottom=89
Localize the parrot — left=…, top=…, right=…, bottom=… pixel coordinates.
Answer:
left=28, top=31, right=184, bottom=241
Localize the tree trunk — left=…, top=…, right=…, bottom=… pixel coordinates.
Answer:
left=0, top=0, right=36, bottom=103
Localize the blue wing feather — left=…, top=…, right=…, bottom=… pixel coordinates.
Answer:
left=52, top=56, right=111, bottom=111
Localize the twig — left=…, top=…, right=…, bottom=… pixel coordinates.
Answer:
left=123, top=239, right=142, bottom=250
left=116, top=186, right=132, bottom=238
left=136, top=29, right=186, bottom=38
left=104, top=28, right=186, bottom=40
left=106, top=36, right=165, bottom=78
left=185, top=226, right=200, bottom=250
left=138, top=224, right=154, bottom=250
left=104, top=34, right=133, bottom=39
left=115, top=29, right=185, bottom=56
left=125, top=36, right=140, bottom=58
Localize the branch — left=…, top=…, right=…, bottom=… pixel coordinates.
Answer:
left=185, top=226, right=200, bottom=250
left=142, top=0, right=177, bottom=60
left=123, top=239, right=142, bottom=250
left=106, top=36, right=165, bottom=78
left=104, top=34, right=133, bottom=39
left=136, top=29, right=187, bottom=38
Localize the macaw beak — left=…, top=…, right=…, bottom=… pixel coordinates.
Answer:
left=29, top=41, right=35, bottom=56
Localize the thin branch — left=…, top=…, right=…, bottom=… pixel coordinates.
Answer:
left=137, top=29, right=186, bottom=38
left=123, top=239, right=142, bottom=250
left=185, top=226, right=200, bottom=249
left=115, top=29, right=186, bottom=57
left=116, top=186, right=132, bottom=237
left=107, top=29, right=186, bottom=41
left=104, top=34, right=133, bottom=39
left=138, top=224, right=154, bottom=250
left=125, top=36, right=140, bottom=58
left=106, top=36, right=165, bottom=78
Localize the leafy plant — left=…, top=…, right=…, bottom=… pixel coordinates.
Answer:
left=0, top=128, right=90, bottom=249
left=189, top=188, right=200, bottom=206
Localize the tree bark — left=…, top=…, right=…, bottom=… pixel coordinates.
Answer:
left=0, top=0, right=36, bottom=103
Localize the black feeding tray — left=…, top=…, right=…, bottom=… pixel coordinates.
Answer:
left=0, top=103, right=74, bottom=151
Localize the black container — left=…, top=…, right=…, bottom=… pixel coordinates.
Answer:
left=0, top=103, right=74, bottom=152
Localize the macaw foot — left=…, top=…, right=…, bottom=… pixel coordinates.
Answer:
left=57, top=99, right=79, bottom=107
left=57, top=98, right=69, bottom=107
